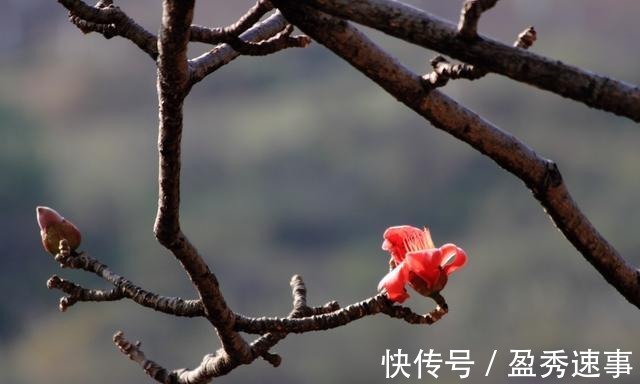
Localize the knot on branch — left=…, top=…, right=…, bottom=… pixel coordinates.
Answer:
left=529, top=160, right=564, bottom=200
left=422, top=55, right=486, bottom=88
left=69, top=0, right=119, bottom=38
left=70, top=15, right=117, bottom=38
left=53, top=239, right=76, bottom=266
left=543, top=160, right=563, bottom=189
left=424, top=24, right=537, bottom=89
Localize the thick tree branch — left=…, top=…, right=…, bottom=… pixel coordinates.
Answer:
left=272, top=3, right=640, bottom=308
left=285, top=0, right=640, bottom=122
left=155, top=0, right=252, bottom=362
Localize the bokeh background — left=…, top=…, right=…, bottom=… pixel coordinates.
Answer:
left=2, top=1, right=640, bottom=383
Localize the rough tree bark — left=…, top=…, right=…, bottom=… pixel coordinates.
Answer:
left=41, top=0, right=640, bottom=383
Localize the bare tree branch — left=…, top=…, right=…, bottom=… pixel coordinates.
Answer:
left=45, top=242, right=204, bottom=317
left=58, top=0, right=307, bottom=67
left=423, top=26, right=536, bottom=88
left=47, top=275, right=122, bottom=311
left=189, top=12, right=311, bottom=86
left=58, top=0, right=158, bottom=59
left=235, top=294, right=446, bottom=334
left=223, top=25, right=311, bottom=56
left=272, top=2, right=640, bottom=308
left=114, top=332, right=176, bottom=383
left=155, top=0, right=254, bottom=363
left=112, top=275, right=418, bottom=384
left=43, top=0, right=640, bottom=382
left=190, top=0, right=274, bottom=44
left=285, top=0, right=640, bottom=122
left=188, top=0, right=309, bottom=56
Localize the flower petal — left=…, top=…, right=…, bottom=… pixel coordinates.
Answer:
left=377, top=262, right=410, bottom=303
left=439, top=244, right=467, bottom=275
left=36, top=206, right=64, bottom=231
left=404, top=250, right=441, bottom=289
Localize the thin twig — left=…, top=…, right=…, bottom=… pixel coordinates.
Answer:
left=58, top=0, right=158, bottom=59
left=47, top=244, right=205, bottom=316
left=188, top=0, right=305, bottom=55
left=190, top=0, right=274, bottom=44
left=114, top=332, right=176, bottom=383
left=47, top=275, right=122, bottom=311
left=457, top=0, right=499, bottom=40
left=235, top=294, right=446, bottom=334
left=225, top=25, right=311, bottom=56
left=189, top=12, right=310, bottom=86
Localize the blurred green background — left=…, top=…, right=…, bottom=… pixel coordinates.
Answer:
left=2, top=1, right=640, bottom=383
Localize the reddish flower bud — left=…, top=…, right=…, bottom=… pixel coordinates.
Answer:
left=36, top=206, right=82, bottom=255
left=378, top=225, right=467, bottom=302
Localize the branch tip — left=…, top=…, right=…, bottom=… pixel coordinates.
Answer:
left=59, top=296, right=75, bottom=312
left=261, top=352, right=282, bottom=367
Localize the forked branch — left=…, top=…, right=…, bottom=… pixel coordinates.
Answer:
left=45, top=239, right=447, bottom=384
left=271, top=2, right=640, bottom=307
left=44, top=0, right=640, bottom=382
left=423, top=26, right=536, bottom=88
left=47, top=240, right=204, bottom=316
left=59, top=0, right=307, bottom=64
left=110, top=275, right=445, bottom=384
left=286, top=0, right=640, bottom=122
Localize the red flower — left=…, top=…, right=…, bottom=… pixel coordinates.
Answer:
left=37, top=206, right=82, bottom=255
left=378, top=225, right=467, bottom=303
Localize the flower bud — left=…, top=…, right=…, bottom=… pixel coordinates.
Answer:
left=36, top=206, right=82, bottom=254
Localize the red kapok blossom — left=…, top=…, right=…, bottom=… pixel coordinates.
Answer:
left=378, top=225, right=467, bottom=303
left=37, top=206, right=82, bottom=255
